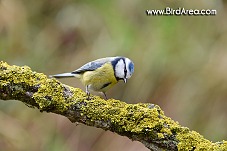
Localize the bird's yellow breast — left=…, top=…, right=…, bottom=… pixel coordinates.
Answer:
left=80, top=63, right=118, bottom=92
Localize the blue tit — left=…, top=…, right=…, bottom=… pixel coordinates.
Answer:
left=50, top=56, right=134, bottom=99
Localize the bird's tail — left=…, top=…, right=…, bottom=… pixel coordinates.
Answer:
left=49, top=72, right=76, bottom=79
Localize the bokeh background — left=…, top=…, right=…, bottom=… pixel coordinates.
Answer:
left=1, top=0, right=227, bottom=151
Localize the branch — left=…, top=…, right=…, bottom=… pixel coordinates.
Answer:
left=0, top=61, right=226, bottom=151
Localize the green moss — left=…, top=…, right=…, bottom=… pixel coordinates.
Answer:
left=214, top=141, right=227, bottom=150
left=157, top=133, right=164, bottom=139
left=0, top=61, right=85, bottom=113
left=176, top=130, right=211, bottom=150
left=176, top=128, right=227, bottom=150
left=78, top=99, right=177, bottom=139
left=1, top=61, right=227, bottom=150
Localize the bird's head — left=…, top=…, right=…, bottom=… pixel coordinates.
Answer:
left=113, top=57, right=134, bottom=83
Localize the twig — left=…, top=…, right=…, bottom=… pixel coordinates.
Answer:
left=0, top=61, right=226, bottom=151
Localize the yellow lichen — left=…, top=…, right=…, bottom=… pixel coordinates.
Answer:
left=0, top=61, right=85, bottom=113
left=77, top=98, right=177, bottom=140
left=157, top=133, right=164, bottom=139
left=176, top=128, right=227, bottom=150
left=1, top=61, right=227, bottom=150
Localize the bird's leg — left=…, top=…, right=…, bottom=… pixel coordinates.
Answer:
left=86, top=85, right=90, bottom=100
left=103, top=92, right=108, bottom=100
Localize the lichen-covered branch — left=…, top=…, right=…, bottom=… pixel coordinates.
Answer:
left=0, top=61, right=226, bottom=151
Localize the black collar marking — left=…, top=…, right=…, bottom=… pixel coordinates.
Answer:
left=101, top=82, right=112, bottom=89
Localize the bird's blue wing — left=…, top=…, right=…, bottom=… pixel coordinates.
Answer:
left=72, top=62, right=104, bottom=73
left=72, top=57, right=115, bottom=74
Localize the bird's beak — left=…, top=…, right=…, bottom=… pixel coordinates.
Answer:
left=123, top=78, right=127, bottom=83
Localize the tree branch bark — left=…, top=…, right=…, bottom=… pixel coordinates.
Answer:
left=0, top=61, right=226, bottom=151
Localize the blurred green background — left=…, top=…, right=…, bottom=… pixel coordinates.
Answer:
left=1, top=0, right=227, bottom=151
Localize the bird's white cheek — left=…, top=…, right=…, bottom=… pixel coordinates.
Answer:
left=115, top=59, right=125, bottom=78
left=115, top=69, right=124, bottom=78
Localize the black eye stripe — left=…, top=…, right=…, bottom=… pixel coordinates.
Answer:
left=124, top=67, right=127, bottom=74
left=123, top=59, right=127, bottom=78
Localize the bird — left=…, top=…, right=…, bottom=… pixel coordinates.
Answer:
left=50, top=56, right=134, bottom=100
